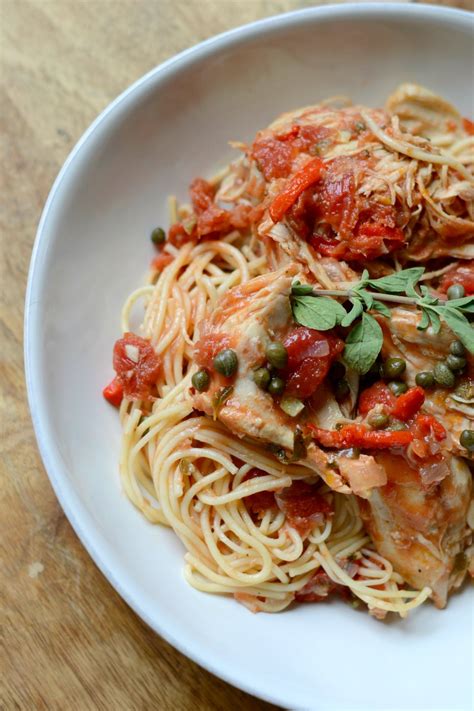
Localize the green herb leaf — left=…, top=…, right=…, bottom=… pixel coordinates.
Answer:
left=442, top=308, right=474, bottom=354
left=447, top=296, right=474, bottom=314
left=367, top=267, right=425, bottom=295
left=419, top=285, right=439, bottom=306
left=212, top=386, right=234, bottom=419
left=343, top=313, right=383, bottom=374
left=341, top=298, right=364, bottom=327
left=292, top=295, right=347, bottom=331
left=358, top=289, right=374, bottom=310
left=291, top=281, right=314, bottom=296
left=358, top=269, right=370, bottom=287
left=417, top=309, right=430, bottom=331
left=427, top=307, right=442, bottom=335
left=371, top=300, right=392, bottom=318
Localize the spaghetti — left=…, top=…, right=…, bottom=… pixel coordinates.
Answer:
left=106, top=84, right=474, bottom=618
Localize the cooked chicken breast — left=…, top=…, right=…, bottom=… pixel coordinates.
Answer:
left=192, top=266, right=354, bottom=492
left=358, top=453, right=472, bottom=607
left=380, top=308, right=473, bottom=458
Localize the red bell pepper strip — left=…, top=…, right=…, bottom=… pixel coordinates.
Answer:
left=414, top=414, right=447, bottom=442
left=269, top=157, right=324, bottom=223
left=307, top=423, right=413, bottom=449
left=103, top=377, right=124, bottom=407
left=358, top=382, right=425, bottom=422
left=463, top=117, right=474, bottom=135
left=151, top=253, right=174, bottom=271
left=390, top=386, right=425, bottom=422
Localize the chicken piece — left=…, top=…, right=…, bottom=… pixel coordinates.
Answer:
left=358, top=452, right=473, bottom=607
left=385, top=83, right=467, bottom=144
left=379, top=307, right=473, bottom=458
left=192, top=266, right=353, bottom=492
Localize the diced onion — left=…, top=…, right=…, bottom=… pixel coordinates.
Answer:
left=280, top=396, right=305, bottom=417
left=125, top=344, right=140, bottom=362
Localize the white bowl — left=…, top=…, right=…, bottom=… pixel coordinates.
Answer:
left=25, top=4, right=473, bottom=709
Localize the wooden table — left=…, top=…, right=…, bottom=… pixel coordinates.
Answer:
left=1, top=1, right=471, bottom=708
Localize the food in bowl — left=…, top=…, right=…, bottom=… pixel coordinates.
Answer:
left=103, top=83, right=473, bottom=619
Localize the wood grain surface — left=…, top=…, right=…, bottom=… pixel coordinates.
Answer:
left=1, top=1, right=471, bottom=709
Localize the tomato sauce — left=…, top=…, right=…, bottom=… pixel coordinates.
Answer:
left=168, top=177, right=263, bottom=246
left=194, top=331, right=232, bottom=371
left=243, top=468, right=277, bottom=517
left=439, top=261, right=474, bottom=295
left=252, top=136, right=294, bottom=180
left=276, top=480, right=333, bottom=537
left=287, top=156, right=407, bottom=261
left=282, top=327, right=343, bottom=399
left=113, top=332, right=161, bottom=400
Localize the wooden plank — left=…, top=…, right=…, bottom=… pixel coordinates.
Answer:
left=1, top=1, right=470, bottom=708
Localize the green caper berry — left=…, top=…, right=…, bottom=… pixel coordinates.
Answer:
left=447, top=283, right=465, bottom=300
left=433, top=362, right=456, bottom=388
left=446, top=354, right=467, bottom=372
left=334, top=379, right=350, bottom=402
left=268, top=377, right=285, bottom=396
left=253, top=367, right=271, bottom=390
left=368, top=413, right=389, bottom=430
left=460, top=429, right=474, bottom=453
left=329, top=361, right=346, bottom=381
left=151, top=227, right=166, bottom=245
left=265, top=342, right=288, bottom=369
left=191, top=369, right=210, bottom=392
left=388, top=381, right=408, bottom=396
left=450, top=340, right=466, bottom=357
left=382, top=357, right=406, bottom=379
left=213, top=349, right=238, bottom=377
left=415, top=371, right=435, bottom=389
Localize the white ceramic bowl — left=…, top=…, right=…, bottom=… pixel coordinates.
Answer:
left=25, top=4, right=473, bottom=709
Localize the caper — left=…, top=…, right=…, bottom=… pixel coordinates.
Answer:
left=268, top=377, right=285, bottom=396
left=265, top=342, right=288, bottom=369
left=415, top=371, right=435, bottom=389
left=151, top=226, right=166, bottom=245
left=447, top=283, right=465, bottom=300
left=382, top=357, right=406, bottom=379
left=191, top=369, right=210, bottom=392
left=446, top=354, right=467, bottom=372
left=329, top=361, right=346, bottom=381
left=450, top=340, right=466, bottom=357
left=459, top=429, right=474, bottom=453
left=433, top=362, right=455, bottom=388
left=253, top=367, right=271, bottom=390
left=213, top=349, right=238, bottom=377
left=388, top=381, right=408, bottom=396
left=334, top=379, right=350, bottom=401
left=368, top=413, right=389, bottom=430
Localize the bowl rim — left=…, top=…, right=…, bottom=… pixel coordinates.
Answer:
left=24, top=3, right=472, bottom=706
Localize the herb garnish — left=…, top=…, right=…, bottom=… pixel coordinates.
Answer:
left=212, top=386, right=234, bottom=419
left=291, top=268, right=473, bottom=374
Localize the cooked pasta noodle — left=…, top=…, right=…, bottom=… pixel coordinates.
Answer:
left=106, top=84, right=473, bottom=618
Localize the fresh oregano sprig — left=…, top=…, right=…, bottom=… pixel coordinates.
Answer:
left=291, top=268, right=473, bottom=374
